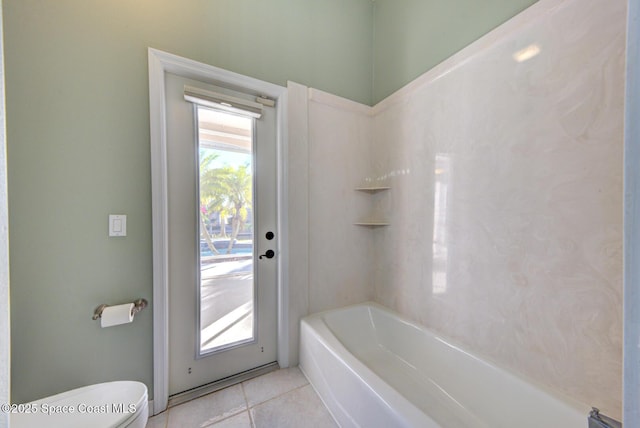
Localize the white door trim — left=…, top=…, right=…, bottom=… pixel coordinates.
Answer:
left=0, top=5, right=11, bottom=426
left=148, top=48, right=289, bottom=415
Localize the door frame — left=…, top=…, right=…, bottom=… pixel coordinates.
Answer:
left=0, top=5, right=10, bottom=425
left=148, top=48, right=289, bottom=415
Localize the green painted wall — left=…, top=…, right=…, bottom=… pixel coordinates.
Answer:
left=3, top=0, right=372, bottom=403
left=372, top=0, right=538, bottom=104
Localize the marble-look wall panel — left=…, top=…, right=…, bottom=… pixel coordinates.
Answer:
left=307, top=89, right=374, bottom=314
left=286, top=81, right=311, bottom=366
left=372, top=0, right=625, bottom=417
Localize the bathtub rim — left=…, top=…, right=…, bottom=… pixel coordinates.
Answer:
left=300, top=306, right=438, bottom=427
left=302, top=301, right=590, bottom=419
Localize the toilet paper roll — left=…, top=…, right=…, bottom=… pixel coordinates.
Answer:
left=100, top=303, right=135, bottom=328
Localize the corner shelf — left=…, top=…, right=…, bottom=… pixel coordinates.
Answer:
left=355, top=186, right=390, bottom=226
left=354, top=186, right=391, bottom=193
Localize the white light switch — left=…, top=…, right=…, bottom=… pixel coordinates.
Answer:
left=109, top=215, right=127, bottom=237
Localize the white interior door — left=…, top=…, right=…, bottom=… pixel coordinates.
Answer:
left=165, top=72, right=278, bottom=395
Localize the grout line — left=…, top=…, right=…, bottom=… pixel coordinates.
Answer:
left=240, top=381, right=250, bottom=410
left=241, top=381, right=256, bottom=428
left=244, top=382, right=311, bottom=428
left=200, top=409, right=250, bottom=428
left=166, top=384, right=249, bottom=428
left=240, top=381, right=248, bottom=405
left=248, top=408, right=256, bottom=428
left=247, top=382, right=310, bottom=410
left=205, top=387, right=249, bottom=427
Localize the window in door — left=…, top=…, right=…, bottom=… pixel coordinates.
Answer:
left=197, top=106, right=256, bottom=356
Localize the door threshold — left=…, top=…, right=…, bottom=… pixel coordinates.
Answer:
left=168, top=362, right=279, bottom=408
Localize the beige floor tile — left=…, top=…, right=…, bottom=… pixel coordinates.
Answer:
left=210, top=411, right=253, bottom=428
left=250, top=384, right=337, bottom=428
left=146, top=411, right=167, bottom=428
left=167, top=384, right=247, bottom=428
left=160, top=368, right=333, bottom=428
left=242, top=366, right=309, bottom=407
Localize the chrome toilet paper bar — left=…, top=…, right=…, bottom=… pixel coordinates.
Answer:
left=92, top=298, right=148, bottom=320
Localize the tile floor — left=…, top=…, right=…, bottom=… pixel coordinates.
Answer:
left=146, top=367, right=337, bottom=428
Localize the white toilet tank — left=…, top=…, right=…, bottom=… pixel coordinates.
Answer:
left=10, top=381, right=148, bottom=428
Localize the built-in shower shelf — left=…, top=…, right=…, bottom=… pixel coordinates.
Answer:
left=354, top=221, right=390, bottom=227
left=354, top=186, right=390, bottom=193
left=355, top=185, right=390, bottom=227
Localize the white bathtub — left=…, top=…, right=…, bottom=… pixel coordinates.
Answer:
left=300, top=302, right=587, bottom=428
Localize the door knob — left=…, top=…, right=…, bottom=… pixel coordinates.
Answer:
left=259, top=249, right=275, bottom=260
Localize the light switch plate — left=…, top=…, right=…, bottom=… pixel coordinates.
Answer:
left=109, top=214, right=127, bottom=237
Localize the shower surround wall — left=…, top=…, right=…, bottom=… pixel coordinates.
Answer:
left=286, top=83, right=375, bottom=365
left=294, top=0, right=625, bottom=418
left=370, top=0, right=625, bottom=418
left=307, top=90, right=375, bottom=314
left=284, top=0, right=626, bottom=417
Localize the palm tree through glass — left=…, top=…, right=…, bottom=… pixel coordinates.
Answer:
left=197, top=106, right=255, bottom=354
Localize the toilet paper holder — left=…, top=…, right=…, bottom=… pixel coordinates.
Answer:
left=92, top=298, right=148, bottom=320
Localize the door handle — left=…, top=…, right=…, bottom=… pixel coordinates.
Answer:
left=259, top=249, right=275, bottom=260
